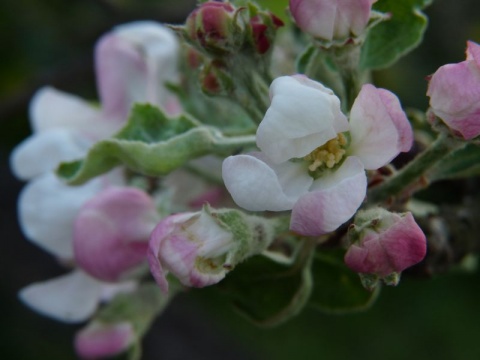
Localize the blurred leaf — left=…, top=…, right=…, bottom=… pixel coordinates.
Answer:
left=360, top=0, right=433, bottom=70
left=309, top=249, right=379, bottom=314
left=56, top=104, right=255, bottom=185
left=218, top=252, right=313, bottom=327
left=428, top=143, right=480, bottom=181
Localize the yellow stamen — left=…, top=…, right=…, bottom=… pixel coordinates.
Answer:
left=304, top=133, right=347, bottom=172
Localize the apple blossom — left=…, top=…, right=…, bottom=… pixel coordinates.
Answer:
left=148, top=207, right=275, bottom=292
left=223, top=75, right=412, bottom=236
left=427, top=40, right=480, bottom=140
left=74, top=321, right=135, bottom=360
left=74, top=187, right=159, bottom=282
left=13, top=21, right=180, bottom=323
left=344, top=209, right=427, bottom=288
left=289, top=0, right=377, bottom=42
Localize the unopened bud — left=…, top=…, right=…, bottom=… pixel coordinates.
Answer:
left=248, top=12, right=284, bottom=55
left=148, top=206, right=275, bottom=293
left=345, top=208, right=426, bottom=289
left=200, top=60, right=234, bottom=95
left=184, top=1, right=244, bottom=56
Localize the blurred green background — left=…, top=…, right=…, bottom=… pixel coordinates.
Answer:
left=1, top=0, right=480, bottom=359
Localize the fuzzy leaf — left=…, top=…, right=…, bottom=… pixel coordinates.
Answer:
left=360, top=0, right=433, bottom=70
left=218, top=252, right=313, bottom=327
left=309, top=249, right=379, bottom=313
left=57, top=104, right=254, bottom=185
left=428, top=144, right=480, bottom=181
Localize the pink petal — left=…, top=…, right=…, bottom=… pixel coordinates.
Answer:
left=349, top=84, right=412, bottom=170
left=74, top=187, right=157, bottom=282
left=427, top=55, right=480, bottom=140
left=345, top=213, right=426, bottom=276
left=75, top=321, right=134, bottom=359
left=466, top=40, right=480, bottom=66
left=290, top=156, right=367, bottom=236
left=95, top=22, right=179, bottom=121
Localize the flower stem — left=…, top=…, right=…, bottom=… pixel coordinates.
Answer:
left=367, top=133, right=466, bottom=203
left=212, top=134, right=257, bottom=153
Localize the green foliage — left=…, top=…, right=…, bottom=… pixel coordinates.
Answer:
left=218, top=252, right=313, bottom=327
left=360, top=0, right=433, bottom=70
left=56, top=104, right=255, bottom=185
left=309, top=249, right=380, bottom=313
left=428, top=143, right=480, bottom=181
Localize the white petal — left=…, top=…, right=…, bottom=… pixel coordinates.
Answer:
left=222, top=153, right=312, bottom=211
left=19, top=270, right=103, bottom=323
left=290, top=157, right=367, bottom=236
left=257, top=76, right=348, bottom=163
left=10, top=129, right=92, bottom=181
left=29, top=87, right=111, bottom=138
left=18, top=173, right=106, bottom=259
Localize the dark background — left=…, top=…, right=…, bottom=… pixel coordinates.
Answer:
left=1, top=0, right=480, bottom=359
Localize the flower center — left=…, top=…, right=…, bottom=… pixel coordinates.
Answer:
left=304, top=133, right=347, bottom=172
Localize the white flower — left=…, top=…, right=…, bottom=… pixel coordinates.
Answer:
left=223, top=75, right=412, bottom=236
left=12, top=21, right=180, bottom=322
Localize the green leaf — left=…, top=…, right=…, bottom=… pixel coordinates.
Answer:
left=56, top=104, right=255, bottom=185
left=428, top=143, right=480, bottom=181
left=309, top=249, right=379, bottom=314
left=218, top=252, right=313, bottom=327
left=360, top=0, right=433, bottom=70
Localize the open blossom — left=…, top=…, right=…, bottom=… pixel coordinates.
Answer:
left=427, top=40, right=480, bottom=139
left=223, top=75, right=412, bottom=236
left=289, top=0, right=377, bottom=41
left=12, top=21, right=180, bottom=323
left=74, top=187, right=159, bottom=282
left=344, top=209, right=427, bottom=285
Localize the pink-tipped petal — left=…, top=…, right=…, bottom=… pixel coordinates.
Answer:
left=290, top=156, right=367, bottom=236
left=289, top=0, right=375, bottom=41
left=349, top=84, right=412, bottom=170
left=95, top=21, right=179, bottom=120
left=75, top=321, right=135, bottom=360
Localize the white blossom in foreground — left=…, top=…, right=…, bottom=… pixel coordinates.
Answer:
left=13, top=21, right=180, bottom=323
left=223, top=75, right=412, bottom=236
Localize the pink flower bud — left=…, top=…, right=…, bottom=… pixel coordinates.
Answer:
left=184, top=1, right=242, bottom=55
left=248, top=13, right=284, bottom=54
left=427, top=41, right=480, bottom=140
left=344, top=209, right=426, bottom=285
left=74, top=187, right=158, bottom=282
left=74, top=321, right=135, bottom=359
left=148, top=210, right=235, bottom=293
left=289, top=0, right=376, bottom=42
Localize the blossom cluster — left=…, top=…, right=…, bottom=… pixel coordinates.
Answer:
left=10, top=0, right=480, bottom=358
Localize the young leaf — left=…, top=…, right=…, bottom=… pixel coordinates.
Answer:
left=309, top=249, right=380, bottom=314
left=428, top=143, right=480, bottom=181
left=360, top=0, right=433, bottom=70
left=56, top=104, right=255, bottom=185
left=218, top=252, right=313, bottom=327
